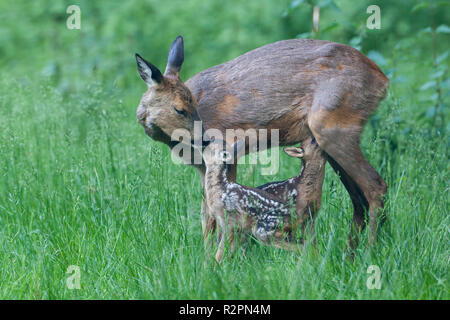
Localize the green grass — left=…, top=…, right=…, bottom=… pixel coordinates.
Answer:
left=0, top=0, right=448, bottom=300
left=0, top=75, right=448, bottom=299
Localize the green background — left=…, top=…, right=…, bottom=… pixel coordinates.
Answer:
left=0, top=0, right=448, bottom=299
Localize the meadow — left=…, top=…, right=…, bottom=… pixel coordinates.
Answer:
left=0, top=0, right=448, bottom=299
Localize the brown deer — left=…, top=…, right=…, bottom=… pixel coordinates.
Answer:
left=257, top=136, right=326, bottom=243
left=135, top=36, right=389, bottom=251
left=202, top=137, right=325, bottom=262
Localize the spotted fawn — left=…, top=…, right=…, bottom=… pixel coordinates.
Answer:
left=257, top=136, right=326, bottom=240
left=202, top=137, right=325, bottom=262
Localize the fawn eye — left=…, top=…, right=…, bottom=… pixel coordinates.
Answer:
left=173, top=106, right=186, bottom=116
left=221, top=151, right=231, bottom=162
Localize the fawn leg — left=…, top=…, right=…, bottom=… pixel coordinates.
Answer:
left=214, top=213, right=227, bottom=263
left=202, top=197, right=216, bottom=248
left=228, top=228, right=238, bottom=255
left=295, top=193, right=322, bottom=245
left=212, top=164, right=237, bottom=260
left=268, top=237, right=303, bottom=252
left=197, top=167, right=216, bottom=248
left=309, top=110, right=387, bottom=246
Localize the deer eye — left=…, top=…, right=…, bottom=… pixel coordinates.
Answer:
left=173, top=106, right=186, bottom=116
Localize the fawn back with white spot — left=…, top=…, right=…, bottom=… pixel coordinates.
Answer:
left=258, top=136, right=326, bottom=238
left=202, top=137, right=325, bottom=262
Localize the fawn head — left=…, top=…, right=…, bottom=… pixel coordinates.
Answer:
left=201, top=138, right=248, bottom=169
left=136, top=36, right=199, bottom=144
left=202, top=139, right=233, bottom=168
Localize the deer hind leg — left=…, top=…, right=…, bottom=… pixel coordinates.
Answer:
left=308, top=108, right=387, bottom=246
left=326, top=155, right=369, bottom=252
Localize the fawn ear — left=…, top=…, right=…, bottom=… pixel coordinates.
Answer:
left=283, top=147, right=304, bottom=158
left=135, top=53, right=163, bottom=87
left=165, top=35, right=184, bottom=77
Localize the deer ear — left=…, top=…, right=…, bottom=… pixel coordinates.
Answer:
left=165, top=35, right=184, bottom=77
left=135, top=53, right=163, bottom=87
left=283, top=147, right=304, bottom=158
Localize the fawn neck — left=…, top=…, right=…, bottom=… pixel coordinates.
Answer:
left=205, top=162, right=231, bottom=191
left=296, top=156, right=326, bottom=200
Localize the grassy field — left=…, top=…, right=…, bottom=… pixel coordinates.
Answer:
left=0, top=1, right=448, bottom=299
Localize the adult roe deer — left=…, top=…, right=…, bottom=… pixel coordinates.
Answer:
left=135, top=36, right=389, bottom=251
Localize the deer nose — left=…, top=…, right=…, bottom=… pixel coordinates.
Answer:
left=137, top=113, right=146, bottom=123
left=136, top=107, right=147, bottom=124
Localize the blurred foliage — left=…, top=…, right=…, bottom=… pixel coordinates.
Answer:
left=0, top=0, right=448, bottom=134
left=0, top=1, right=448, bottom=299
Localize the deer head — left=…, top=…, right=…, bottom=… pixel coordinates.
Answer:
left=136, top=36, right=200, bottom=145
